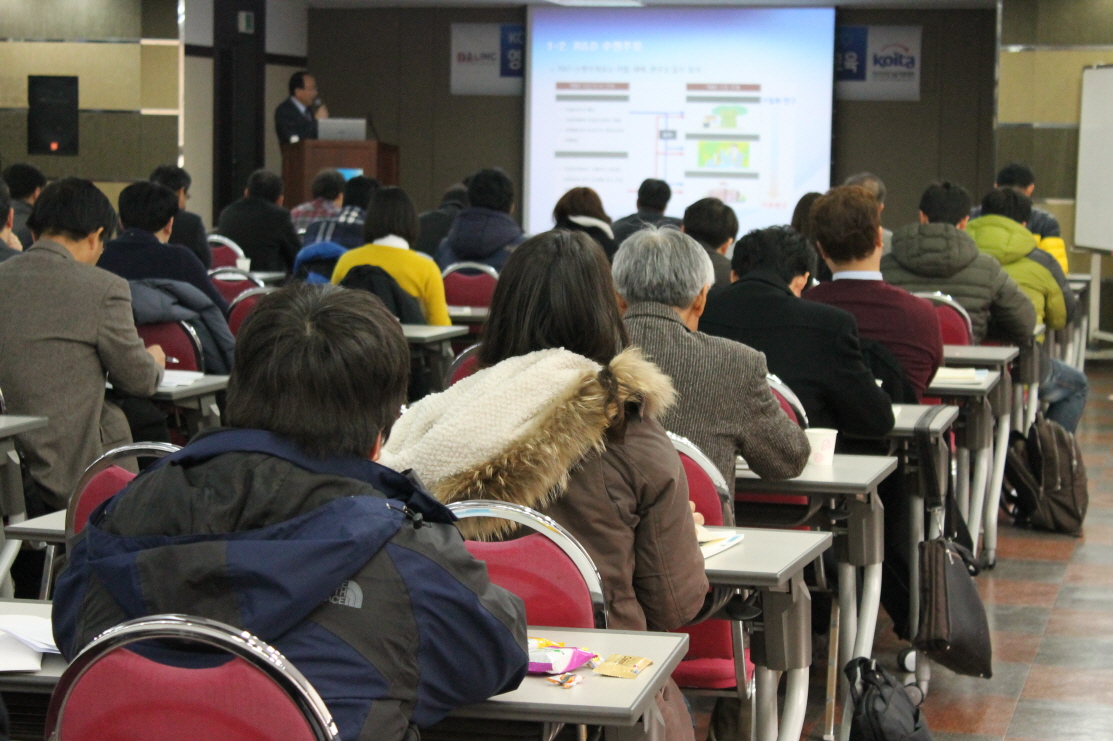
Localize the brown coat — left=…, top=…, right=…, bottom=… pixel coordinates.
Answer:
left=0, top=239, right=162, bottom=508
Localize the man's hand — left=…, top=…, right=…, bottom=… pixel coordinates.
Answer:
left=314, top=104, right=330, bottom=120
left=147, top=344, right=167, bottom=369
left=689, top=500, right=705, bottom=527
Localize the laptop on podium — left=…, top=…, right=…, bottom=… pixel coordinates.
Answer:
left=317, top=118, right=366, bottom=141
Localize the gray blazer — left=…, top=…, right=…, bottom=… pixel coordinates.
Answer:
left=0, top=239, right=162, bottom=508
left=624, top=302, right=810, bottom=521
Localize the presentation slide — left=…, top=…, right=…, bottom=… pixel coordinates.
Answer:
left=524, top=7, right=835, bottom=237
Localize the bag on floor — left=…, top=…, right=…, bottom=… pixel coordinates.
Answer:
left=844, top=657, right=931, bottom=741
left=1003, top=415, right=1088, bottom=535
left=913, top=537, right=992, bottom=678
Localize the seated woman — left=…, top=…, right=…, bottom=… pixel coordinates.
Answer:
left=382, top=229, right=707, bottom=741
left=552, top=187, right=618, bottom=260
left=613, top=227, right=810, bottom=523
left=331, top=186, right=450, bottom=325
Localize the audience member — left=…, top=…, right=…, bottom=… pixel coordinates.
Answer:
left=682, top=197, right=737, bottom=289
left=611, top=178, right=683, bottom=245
left=303, top=175, right=380, bottom=249
left=332, top=187, right=450, bottom=325
left=844, top=172, right=892, bottom=252
left=0, top=180, right=22, bottom=261
left=701, top=226, right=894, bottom=438
left=883, top=182, right=1035, bottom=344
left=972, top=162, right=1062, bottom=241
left=0, top=178, right=164, bottom=518
left=274, top=70, right=327, bottom=146
left=217, top=169, right=301, bottom=273
left=791, top=190, right=830, bottom=282
left=150, top=165, right=210, bottom=268
left=435, top=168, right=525, bottom=271
left=416, top=183, right=468, bottom=256
left=2, top=163, right=46, bottom=248
left=53, top=283, right=528, bottom=741
left=614, top=227, right=809, bottom=503
left=552, top=187, right=618, bottom=259
left=968, top=187, right=1088, bottom=431
left=805, top=186, right=943, bottom=400
left=290, top=168, right=344, bottom=231
left=383, top=230, right=707, bottom=741
left=98, top=181, right=229, bottom=313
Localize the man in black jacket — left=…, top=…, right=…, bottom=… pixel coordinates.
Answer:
left=217, top=170, right=301, bottom=272
left=275, top=70, right=328, bottom=146
left=611, top=178, right=682, bottom=246
left=701, top=226, right=894, bottom=438
left=150, top=165, right=211, bottom=268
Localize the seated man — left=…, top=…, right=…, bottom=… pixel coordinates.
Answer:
left=290, top=168, right=344, bottom=232
left=0, top=180, right=22, bottom=261
left=217, top=169, right=301, bottom=272
left=435, top=167, right=526, bottom=271
left=611, top=178, right=683, bottom=246
left=1, top=163, right=46, bottom=248
left=682, top=197, right=736, bottom=290
left=303, top=175, right=379, bottom=250
left=805, top=186, right=943, bottom=400
left=98, top=181, right=230, bottom=314
left=968, top=188, right=1088, bottom=431
left=150, top=165, right=211, bottom=269
left=883, top=181, right=1035, bottom=345
left=701, top=226, right=894, bottom=438
left=416, top=183, right=468, bottom=256
left=52, top=283, right=529, bottom=741
left=843, top=172, right=892, bottom=252
left=613, top=227, right=810, bottom=510
left=0, top=178, right=164, bottom=517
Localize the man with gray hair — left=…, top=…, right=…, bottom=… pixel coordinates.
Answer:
left=844, top=171, right=892, bottom=252
left=613, top=227, right=810, bottom=515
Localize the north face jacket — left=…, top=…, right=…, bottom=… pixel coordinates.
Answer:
left=53, top=429, right=529, bottom=741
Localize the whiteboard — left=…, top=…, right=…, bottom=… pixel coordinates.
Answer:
left=1075, top=66, right=1113, bottom=252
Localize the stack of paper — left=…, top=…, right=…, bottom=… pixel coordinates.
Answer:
left=931, top=367, right=988, bottom=386
left=160, top=370, right=205, bottom=387
left=0, top=615, right=56, bottom=673
left=697, top=526, right=744, bottom=559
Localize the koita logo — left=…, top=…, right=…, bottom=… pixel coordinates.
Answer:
left=873, top=43, right=915, bottom=69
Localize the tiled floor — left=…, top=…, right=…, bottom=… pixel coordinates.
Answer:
left=696, top=361, right=1113, bottom=741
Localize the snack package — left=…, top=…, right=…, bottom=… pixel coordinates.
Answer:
left=593, top=654, right=653, bottom=679
left=527, top=637, right=599, bottom=675
left=545, top=672, right=583, bottom=689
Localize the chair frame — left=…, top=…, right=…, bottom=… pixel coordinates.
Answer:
left=139, top=321, right=204, bottom=373
left=209, top=267, right=265, bottom=287
left=441, top=262, right=500, bottom=281
left=447, top=500, right=607, bottom=629
left=227, top=286, right=275, bottom=315
left=44, top=613, right=339, bottom=741
left=65, top=443, right=180, bottom=541
left=666, top=431, right=730, bottom=514
left=765, top=373, right=809, bottom=429
left=913, top=291, right=974, bottom=344
left=207, top=235, right=246, bottom=258
left=447, top=344, right=480, bottom=384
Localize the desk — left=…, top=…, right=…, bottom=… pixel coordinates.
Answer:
left=153, top=375, right=229, bottom=432
left=887, top=404, right=960, bottom=440
left=4, top=510, right=64, bottom=545
left=402, top=325, right=469, bottom=392
left=0, top=599, right=65, bottom=692
left=0, top=416, right=47, bottom=518
left=942, top=345, right=1020, bottom=368
left=249, top=271, right=287, bottom=286
left=448, top=305, right=489, bottom=324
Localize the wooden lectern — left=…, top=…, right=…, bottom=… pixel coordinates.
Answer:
left=281, top=140, right=399, bottom=206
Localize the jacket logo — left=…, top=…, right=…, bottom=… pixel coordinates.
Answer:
left=329, top=580, right=363, bottom=608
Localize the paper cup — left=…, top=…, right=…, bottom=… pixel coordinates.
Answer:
left=236, top=258, right=252, bottom=272
left=804, top=428, right=838, bottom=467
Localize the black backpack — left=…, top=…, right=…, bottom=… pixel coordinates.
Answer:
left=1003, top=415, right=1088, bottom=535
left=339, top=265, right=427, bottom=325
left=845, top=658, right=932, bottom=741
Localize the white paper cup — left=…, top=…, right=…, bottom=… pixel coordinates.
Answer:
left=236, top=258, right=252, bottom=272
left=805, top=428, right=838, bottom=467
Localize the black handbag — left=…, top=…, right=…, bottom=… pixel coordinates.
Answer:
left=844, top=657, right=932, bottom=741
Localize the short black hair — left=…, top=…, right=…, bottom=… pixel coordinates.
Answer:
left=311, top=169, right=346, bottom=200
left=118, top=181, right=179, bottom=233
left=441, top=184, right=469, bottom=208
left=288, top=70, right=311, bottom=97
left=981, top=187, right=1032, bottom=225
left=919, top=181, right=972, bottom=225
left=3, top=163, right=47, bottom=201
left=149, top=165, right=192, bottom=194
left=467, top=168, right=515, bottom=213
left=0, top=180, right=10, bottom=220
left=683, top=197, right=738, bottom=249
left=226, top=283, right=410, bottom=458
left=246, top=169, right=283, bottom=202
left=364, top=187, right=420, bottom=245
left=636, top=179, right=671, bottom=211
left=26, top=177, right=117, bottom=243
left=996, top=162, right=1035, bottom=189
left=343, top=176, right=380, bottom=210
left=732, top=226, right=816, bottom=284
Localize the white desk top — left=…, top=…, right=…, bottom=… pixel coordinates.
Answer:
left=703, top=527, right=831, bottom=588
left=448, top=306, right=489, bottom=323
left=926, top=368, right=1001, bottom=397
left=151, top=375, right=229, bottom=402
left=453, top=627, right=687, bottom=726
left=0, top=415, right=48, bottom=438
left=249, top=271, right=287, bottom=285
left=4, top=510, right=65, bottom=544
left=888, top=404, right=960, bottom=439
left=0, top=600, right=65, bottom=692
left=735, top=455, right=897, bottom=497
left=942, top=345, right=1020, bottom=367
left=402, top=325, right=469, bottom=344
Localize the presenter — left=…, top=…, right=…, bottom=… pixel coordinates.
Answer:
left=275, top=71, right=329, bottom=146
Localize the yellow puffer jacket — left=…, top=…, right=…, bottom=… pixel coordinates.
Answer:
left=1039, top=235, right=1069, bottom=274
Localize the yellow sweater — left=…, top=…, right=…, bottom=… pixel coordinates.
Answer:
left=331, top=243, right=451, bottom=326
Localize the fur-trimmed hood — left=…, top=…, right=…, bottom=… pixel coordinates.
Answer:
left=380, top=346, right=674, bottom=538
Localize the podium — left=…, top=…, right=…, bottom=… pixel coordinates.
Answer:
left=281, top=140, right=399, bottom=206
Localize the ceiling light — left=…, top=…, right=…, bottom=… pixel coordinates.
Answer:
left=546, top=0, right=644, bottom=7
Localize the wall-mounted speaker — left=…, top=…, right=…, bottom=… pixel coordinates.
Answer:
left=28, top=76, right=78, bottom=156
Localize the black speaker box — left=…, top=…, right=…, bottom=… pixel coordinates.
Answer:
left=28, top=75, right=78, bottom=156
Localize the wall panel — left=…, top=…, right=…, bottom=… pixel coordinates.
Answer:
left=0, top=42, right=142, bottom=110
left=183, top=55, right=214, bottom=226
left=0, top=0, right=142, bottom=40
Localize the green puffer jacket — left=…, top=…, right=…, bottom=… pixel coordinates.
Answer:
left=967, top=214, right=1067, bottom=331
left=881, top=222, right=1035, bottom=344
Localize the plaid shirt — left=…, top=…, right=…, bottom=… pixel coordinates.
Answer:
left=303, top=206, right=367, bottom=249
left=291, top=198, right=341, bottom=232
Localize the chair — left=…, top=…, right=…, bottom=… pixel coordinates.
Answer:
left=766, top=373, right=809, bottom=428
left=913, top=292, right=973, bottom=345
left=447, top=500, right=607, bottom=629
left=66, top=443, right=180, bottom=541
left=137, top=321, right=204, bottom=372
left=667, top=432, right=729, bottom=525
left=441, top=262, right=499, bottom=308
left=208, top=235, right=245, bottom=269
left=209, top=267, right=266, bottom=305
left=227, top=287, right=275, bottom=336
left=448, top=344, right=480, bottom=386
left=44, top=614, right=338, bottom=741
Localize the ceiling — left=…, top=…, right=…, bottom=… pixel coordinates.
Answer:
left=308, top=0, right=996, bottom=8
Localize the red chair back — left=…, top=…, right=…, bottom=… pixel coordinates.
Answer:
left=464, top=534, right=595, bottom=628
left=228, top=295, right=261, bottom=336
left=210, top=245, right=239, bottom=268
left=137, top=322, right=202, bottom=371
left=54, top=648, right=318, bottom=741
left=449, top=353, right=480, bottom=386
left=772, top=389, right=799, bottom=425
left=934, top=304, right=972, bottom=345
left=679, top=453, right=724, bottom=527
left=72, top=467, right=136, bottom=536
left=213, top=279, right=258, bottom=304
left=443, top=270, right=497, bottom=308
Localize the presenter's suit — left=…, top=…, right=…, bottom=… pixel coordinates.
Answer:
left=275, top=98, right=317, bottom=146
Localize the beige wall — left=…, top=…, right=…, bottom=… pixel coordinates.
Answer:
left=183, top=55, right=215, bottom=226
left=265, top=64, right=305, bottom=179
